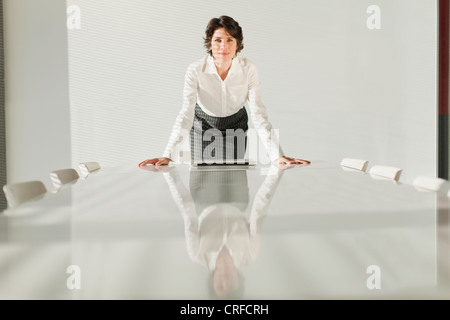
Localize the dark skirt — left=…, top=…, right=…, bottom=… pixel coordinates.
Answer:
left=190, top=104, right=248, bottom=162
left=190, top=170, right=249, bottom=213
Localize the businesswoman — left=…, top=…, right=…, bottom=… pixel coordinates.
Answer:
left=138, top=15, right=310, bottom=167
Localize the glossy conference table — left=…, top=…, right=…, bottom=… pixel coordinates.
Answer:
left=0, top=160, right=449, bottom=300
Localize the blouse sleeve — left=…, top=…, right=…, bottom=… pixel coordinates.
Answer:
left=163, top=169, right=200, bottom=263
left=163, top=64, right=198, bottom=161
left=246, top=63, right=284, bottom=162
left=248, top=165, right=284, bottom=237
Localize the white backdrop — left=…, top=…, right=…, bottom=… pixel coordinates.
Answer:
left=66, top=0, right=437, bottom=184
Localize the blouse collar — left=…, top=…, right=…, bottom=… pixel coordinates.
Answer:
left=206, top=55, right=243, bottom=78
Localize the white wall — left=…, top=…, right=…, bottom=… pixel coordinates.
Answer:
left=66, top=0, right=437, bottom=184
left=4, top=0, right=71, bottom=190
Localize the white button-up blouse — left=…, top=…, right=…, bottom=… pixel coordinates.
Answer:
left=163, top=55, right=283, bottom=161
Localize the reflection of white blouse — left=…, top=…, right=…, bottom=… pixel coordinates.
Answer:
left=163, top=55, right=283, bottom=162
left=163, top=167, right=283, bottom=271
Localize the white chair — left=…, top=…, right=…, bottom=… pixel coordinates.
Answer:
left=340, top=158, right=369, bottom=172
left=79, top=162, right=101, bottom=177
left=50, top=168, right=80, bottom=189
left=2, top=180, right=47, bottom=208
left=369, top=165, right=402, bottom=181
left=412, top=176, right=446, bottom=192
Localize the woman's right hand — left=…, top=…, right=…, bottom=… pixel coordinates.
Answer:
left=138, top=157, right=172, bottom=167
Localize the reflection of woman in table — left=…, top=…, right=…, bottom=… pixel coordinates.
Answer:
left=138, top=15, right=309, bottom=167
left=162, top=167, right=284, bottom=299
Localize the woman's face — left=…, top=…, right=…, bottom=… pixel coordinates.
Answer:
left=210, top=28, right=237, bottom=63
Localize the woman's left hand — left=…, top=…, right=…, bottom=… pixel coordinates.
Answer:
left=278, top=156, right=310, bottom=166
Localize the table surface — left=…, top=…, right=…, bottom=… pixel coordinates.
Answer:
left=1, top=160, right=449, bottom=300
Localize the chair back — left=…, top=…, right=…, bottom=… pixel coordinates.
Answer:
left=3, top=180, right=47, bottom=208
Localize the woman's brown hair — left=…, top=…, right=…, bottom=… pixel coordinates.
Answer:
left=204, top=16, right=244, bottom=57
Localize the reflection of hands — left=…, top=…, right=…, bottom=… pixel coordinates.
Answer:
left=139, top=163, right=175, bottom=173
left=277, top=157, right=310, bottom=170
left=138, top=157, right=172, bottom=167
left=278, top=156, right=310, bottom=165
